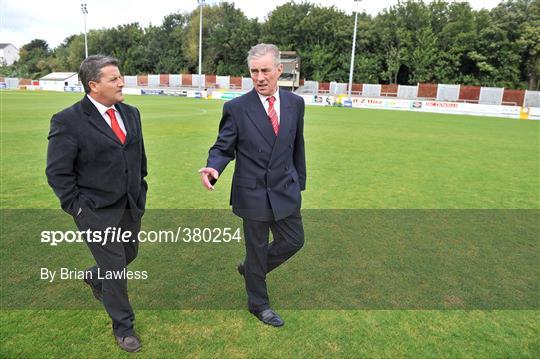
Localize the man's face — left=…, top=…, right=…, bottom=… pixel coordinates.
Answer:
left=249, top=53, right=283, bottom=96
left=89, top=65, right=124, bottom=106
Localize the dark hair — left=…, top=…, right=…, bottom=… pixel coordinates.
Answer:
left=79, top=55, right=119, bottom=94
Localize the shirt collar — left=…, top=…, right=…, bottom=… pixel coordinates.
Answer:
left=87, top=94, right=118, bottom=116
left=257, top=88, right=280, bottom=104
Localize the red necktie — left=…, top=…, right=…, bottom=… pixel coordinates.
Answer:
left=267, top=96, right=279, bottom=136
left=106, top=108, right=126, bottom=144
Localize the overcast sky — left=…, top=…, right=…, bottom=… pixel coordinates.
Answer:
left=1, top=0, right=503, bottom=49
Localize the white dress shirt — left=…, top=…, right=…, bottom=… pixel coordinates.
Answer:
left=257, top=89, right=280, bottom=124
left=87, top=95, right=127, bottom=135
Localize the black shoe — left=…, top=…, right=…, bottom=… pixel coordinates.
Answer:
left=83, top=278, right=102, bottom=302
left=115, top=334, right=142, bottom=353
left=252, top=309, right=284, bottom=327
left=237, top=263, right=245, bottom=276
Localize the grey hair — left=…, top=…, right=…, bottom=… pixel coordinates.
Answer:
left=247, top=43, right=281, bottom=67
left=79, top=55, right=119, bottom=94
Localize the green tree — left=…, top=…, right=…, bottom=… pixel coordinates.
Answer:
left=150, top=13, right=189, bottom=73
left=181, top=3, right=260, bottom=76
left=409, top=27, right=439, bottom=83
left=374, top=7, right=406, bottom=84
left=8, top=0, right=536, bottom=88
left=183, top=4, right=220, bottom=74
left=297, top=6, right=353, bottom=82
left=206, top=3, right=260, bottom=76
left=261, top=2, right=313, bottom=50
left=491, top=0, right=540, bottom=89
left=353, top=14, right=382, bottom=84
left=16, top=39, right=53, bottom=78
left=518, top=19, right=540, bottom=90
left=434, top=1, right=477, bottom=83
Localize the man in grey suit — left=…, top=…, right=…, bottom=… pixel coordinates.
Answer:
left=199, top=44, right=306, bottom=327
left=46, top=55, right=147, bottom=352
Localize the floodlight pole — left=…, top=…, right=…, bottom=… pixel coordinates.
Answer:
left=348, top=0, right=361, bottom=102
left=198, top=0, right=205, bottom=92
left=81, top=2, right=88, bottom=58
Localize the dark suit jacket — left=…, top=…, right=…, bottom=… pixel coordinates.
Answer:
left=207, top=88, right=306, bottom=221
left=46, top=95, right=148, bottom=230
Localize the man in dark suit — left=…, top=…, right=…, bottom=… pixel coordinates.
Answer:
left=46, top=55, right=147, bottom=352
left=199, top=43, right=306, bottom=327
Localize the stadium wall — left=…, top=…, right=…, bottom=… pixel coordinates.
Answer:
left=459, top=86, right=481, bottom=102
left=2, top=75, right=538, bottom=119
left=418, top=83, right=438, bottom=98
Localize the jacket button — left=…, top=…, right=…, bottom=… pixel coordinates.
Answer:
left=258, top=148, right=262, bottom=153
left=125, top=170, right=128, bottom=174
left=289, top=144, right=293, bottom=148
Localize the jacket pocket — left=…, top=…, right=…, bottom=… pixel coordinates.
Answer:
left=233, top=176, right=256, bottom=189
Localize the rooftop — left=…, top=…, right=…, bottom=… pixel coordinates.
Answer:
left=40, top=72, right=78, bottom=81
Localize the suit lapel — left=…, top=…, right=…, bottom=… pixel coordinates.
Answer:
left=269, top=89, right=294, bottom=163
left=116, top=103, right=133, bottom=145
left=244, top=89, right=276, bottom=147
left=81, top=96, right=124, bottom=146
left=275, top=89, right=293, bottom=147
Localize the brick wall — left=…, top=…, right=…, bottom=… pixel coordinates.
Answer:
left=459, top=85, right=481, bottom=102
left=418, top=83, right=438, bottom=98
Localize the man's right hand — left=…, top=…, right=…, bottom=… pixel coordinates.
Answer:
left=198, top=167, right=219, bottom=190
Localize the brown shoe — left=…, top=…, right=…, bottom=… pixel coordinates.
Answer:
left=115, top=334, right=142, bottom=353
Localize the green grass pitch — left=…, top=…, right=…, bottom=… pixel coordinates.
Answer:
left=0, top=90, right=538, bottom=357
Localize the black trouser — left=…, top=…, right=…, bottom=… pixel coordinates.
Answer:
left=84, top=210, right=140, bottom=337
left=242, top=210, right=304, bottom=313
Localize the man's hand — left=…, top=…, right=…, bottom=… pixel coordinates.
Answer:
left=198, top=167, right=219, bottom=190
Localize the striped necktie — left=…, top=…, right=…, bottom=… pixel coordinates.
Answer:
left=267, top=96, right=279, bottom=136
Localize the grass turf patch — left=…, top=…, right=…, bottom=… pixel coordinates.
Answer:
left=1, top=91, right=538, bottom=357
